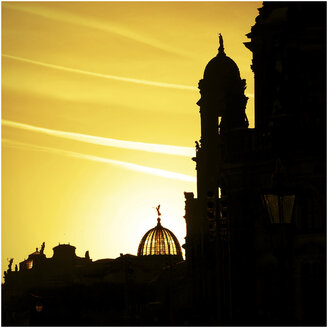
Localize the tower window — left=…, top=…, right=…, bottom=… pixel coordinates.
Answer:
left=218, top=117, right=222, bottom=134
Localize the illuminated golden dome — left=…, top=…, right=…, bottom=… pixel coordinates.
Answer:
left=137, top=207, right=183, bottom=258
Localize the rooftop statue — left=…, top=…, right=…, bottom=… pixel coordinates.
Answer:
left=155, top=204, right=161, bottom=217
left=218, top=33, right=225, bottom=54
left=7, top=258, right=13, bottom=272
left=40, top=242, right=45, bottom=255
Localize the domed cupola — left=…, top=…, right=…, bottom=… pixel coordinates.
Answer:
left=137, top=205, right=183, bottom=261
left=203, top=34, right=241, bottom=84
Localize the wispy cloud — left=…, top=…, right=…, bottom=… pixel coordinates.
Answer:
left=3, top=54, right=197, bottom=91
left=3, top=139, right=196, bottom=183
left=3, top=54, right=253, bottom=97
left=3, top=3, right=188, bottom=57
left=2, top=120, right=195, bottom=157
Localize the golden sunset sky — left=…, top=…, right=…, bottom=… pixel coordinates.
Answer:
left=2, top=1, right=260, bottom=272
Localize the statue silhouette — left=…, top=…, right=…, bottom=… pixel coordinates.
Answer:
left=8, top=258, right=13, bottom=272
left=40, top=242, right=45, bottom=254
left=218, top=33, right=225, bottom=54
left=155, top=205, right=161, bottom=217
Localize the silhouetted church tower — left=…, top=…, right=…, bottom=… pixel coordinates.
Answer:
left=184, top=2, right=326, bottom=326
left=197, top=34, right=248, bottom=199
left=185, top=34, right=250, bottom=324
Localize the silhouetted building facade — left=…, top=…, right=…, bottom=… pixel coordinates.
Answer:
left=2, top=2, right=326, bottom=327
left=184, top=2, right=326, bottom=326
left=2, top=213, right=184, bottom=326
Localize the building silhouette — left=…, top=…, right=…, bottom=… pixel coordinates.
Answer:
left=2, top=213, right=184, bottom=326
left=184, top=1, right=326, bottom=326
left=2, top=2, right=326, bottom=326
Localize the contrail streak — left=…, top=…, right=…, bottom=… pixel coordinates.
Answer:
left=3, top=139, right=196, bottom=183
left=2, top=120, right=195, bottom=157
left=2, top=54, right=254, bottom=97
left=2, top=54, right=197, bottom=91
left=3, top=3, right=188, bottom=57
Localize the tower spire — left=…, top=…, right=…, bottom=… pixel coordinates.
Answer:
left=218, top=33, right=225, bottom=55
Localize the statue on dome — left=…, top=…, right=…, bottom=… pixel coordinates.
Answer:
left=155, top=204, right=161, bottom=217
left=218, top=33, right=225, bottom=54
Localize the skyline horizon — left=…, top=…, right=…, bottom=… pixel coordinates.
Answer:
left=2, top=1, right=260, bottom=274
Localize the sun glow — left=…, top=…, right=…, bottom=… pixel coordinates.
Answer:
left=2, top=1, right=259, bottom=273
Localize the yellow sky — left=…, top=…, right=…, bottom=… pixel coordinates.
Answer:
left=2, top=1, right=260, bottom=272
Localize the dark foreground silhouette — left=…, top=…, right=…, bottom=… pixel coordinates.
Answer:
left=2, top=2, right=326, bottom=326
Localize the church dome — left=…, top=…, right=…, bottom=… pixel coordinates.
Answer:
left=137, top=209, right=183, bottom=259
left=203, top=34, right=241, bottom=82
left=204, top=54, right=240, bottom=80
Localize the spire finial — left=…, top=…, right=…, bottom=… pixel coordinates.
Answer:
left=218, top=33, right=225, bottom=55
